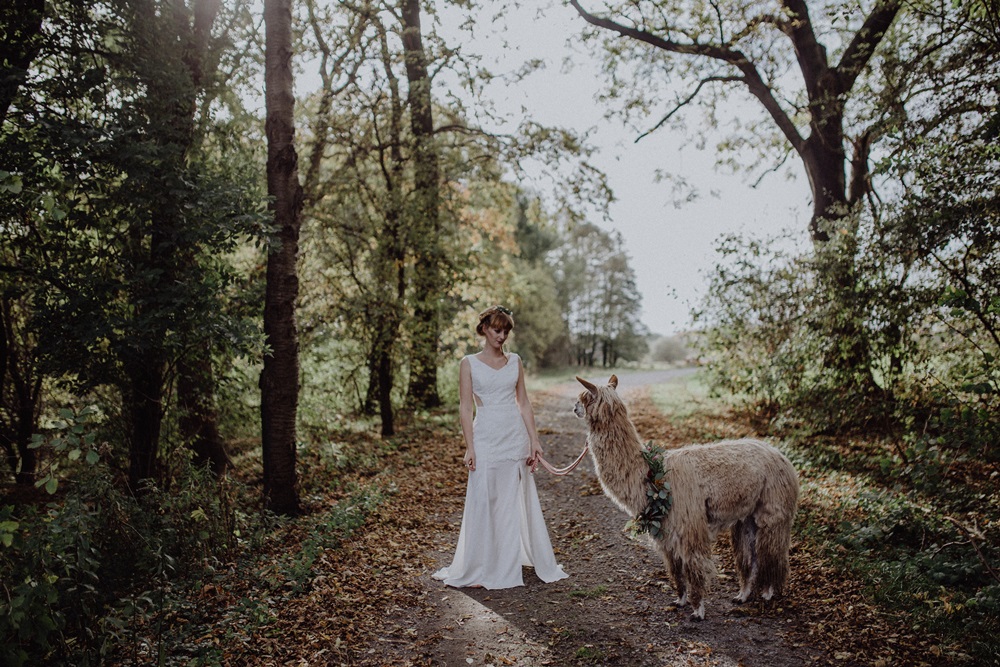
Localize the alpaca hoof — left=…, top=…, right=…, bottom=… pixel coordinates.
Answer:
left=674, top=596, right=687, bottom=607
left=689, top=603, right=705, bottom=621
left=762, top=587, right=775, bottom=601
left=733, top=587, right=752, bottom=604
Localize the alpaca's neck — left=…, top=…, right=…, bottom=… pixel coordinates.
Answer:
left=588, top=414, right=648, bottom=516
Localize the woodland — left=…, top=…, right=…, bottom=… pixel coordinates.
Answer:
left=1, top=0, right=998, bottom=665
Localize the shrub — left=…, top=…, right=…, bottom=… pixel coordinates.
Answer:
left=1, top=405, right=268, bottom=665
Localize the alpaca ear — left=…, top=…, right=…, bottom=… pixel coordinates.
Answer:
left=609, top=375, right=618, bottom=389
left=576, top=376, right=598, bottom=394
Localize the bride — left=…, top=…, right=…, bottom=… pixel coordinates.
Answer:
left=432, top=305, right=568, bottom=589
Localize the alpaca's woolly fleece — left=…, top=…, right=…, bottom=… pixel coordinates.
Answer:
left=575, top=375, right=799, bottom=620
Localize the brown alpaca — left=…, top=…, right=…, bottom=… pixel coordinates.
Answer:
left=575, top=375, right=799, bottom=620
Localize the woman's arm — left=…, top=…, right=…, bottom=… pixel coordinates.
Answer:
left=459, top=357, right=476, bottom=471
left=514, top=356, right=544, bottom=467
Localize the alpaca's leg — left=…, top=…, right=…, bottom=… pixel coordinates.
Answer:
left=684, top=557, right=707, bottom=620
left=657, top=543, right=687, bottom=605
left=731, top=518, right=759, bottom=603
left=671, top=555, right=687, bottom=606
left=753, top=505, right=792, bottom=600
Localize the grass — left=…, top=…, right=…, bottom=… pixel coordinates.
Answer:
left=524, top=366, right=589, bottom=391
left=646, top=371, right=714, bottom=419
left=568, top=585, right=608, bottom=599
left=573, top=645, right=606, bottom=663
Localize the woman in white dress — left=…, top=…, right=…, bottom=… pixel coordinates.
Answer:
left=433, top=305, right=568, bottom=589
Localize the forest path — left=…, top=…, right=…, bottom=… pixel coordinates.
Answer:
left=394, top=370, right=831, bottom=666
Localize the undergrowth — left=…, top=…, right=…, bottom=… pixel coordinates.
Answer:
left=792, top=452, right=1000, bottom=664
left=1, top=405, right=396, bottom=666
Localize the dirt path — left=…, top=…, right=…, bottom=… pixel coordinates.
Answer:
left=403, top=372, right=830, bottom=666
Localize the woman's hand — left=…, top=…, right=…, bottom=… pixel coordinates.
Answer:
left=527, top=442, right=544, bottom=472
left=463, top=448, right=476, bottom=472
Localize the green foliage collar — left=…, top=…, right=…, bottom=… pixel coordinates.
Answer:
left=626, top=442, right=672, bottom=538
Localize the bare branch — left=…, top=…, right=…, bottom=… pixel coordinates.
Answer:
left=708, top=0, right=725, bottom=44
left=945, top=516, right=1000, bottom=585
left=635, top=75, right=743, bottom=143
left=750, top=148, right=792, bottom=189
left=570, top=0, right=730, bottom=59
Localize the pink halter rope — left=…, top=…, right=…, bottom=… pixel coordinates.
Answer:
left=530, top=445, right=589, bottom=475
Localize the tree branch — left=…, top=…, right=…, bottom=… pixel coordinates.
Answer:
left=635, top=75, right=743, bottom=143
left=751, top=148, right=792, bottom=189
left=779, top=0, right=830, bottom=98
left=836, top=0, right=903, bottom=92
left=569, top=0, right=805, bottom=151
left=945, top=516, right=1000, bottom=585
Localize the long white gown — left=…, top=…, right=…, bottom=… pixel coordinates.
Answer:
left=432, top=353, right=568, bottom=589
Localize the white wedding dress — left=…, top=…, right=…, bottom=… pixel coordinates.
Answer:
left=433, top=353, right=568, bottom=589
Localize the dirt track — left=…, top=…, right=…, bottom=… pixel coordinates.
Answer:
left=406, top=371, right=831, bottom=666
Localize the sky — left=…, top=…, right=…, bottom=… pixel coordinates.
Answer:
left=434, top=3, right=812, bottom=336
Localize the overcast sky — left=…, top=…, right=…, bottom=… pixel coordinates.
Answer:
left=435, top=2, right=812, bottom=336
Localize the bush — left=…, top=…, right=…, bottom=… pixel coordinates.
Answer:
left=0, top=406, right=268, bottom=665
left=695, top=220, right=997, bottom=462
left=649, top=334, right=690, bottom=364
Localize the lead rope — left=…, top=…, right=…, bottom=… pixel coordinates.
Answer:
left=530, top=445, right=589, bottom=476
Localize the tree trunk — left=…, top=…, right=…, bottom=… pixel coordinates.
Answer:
left=361, top=23, right=407, bottom=435
left=169, top=0, right=230, bottom=476
left=800, top=129, right=849, bottom=243
left=122, top=0, right=214, bottom=490
left=0, top=0, right=45, bottom=125
left=261, top=0, right=302, bottom=516
left=400, top=0, right=442, bottom=409
left=0, top=297, right=41, bottom=485
left=126, top=350, right=166, bottom=490
left=178, top=349, right=230, bottom=476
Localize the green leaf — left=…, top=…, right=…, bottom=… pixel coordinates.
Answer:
left=86, top=450, right=100, bottom=465
left=0, top=172, right=23, bottom=194
left=44, top=477, right=58, bottom=495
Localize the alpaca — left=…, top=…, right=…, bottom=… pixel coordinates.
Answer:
left=575, top=375, right=799, bottom=620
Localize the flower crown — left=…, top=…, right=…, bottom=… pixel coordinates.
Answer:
left=480, top=305, right=513, bottom=320
left=477, top=305, right=514, bottom=333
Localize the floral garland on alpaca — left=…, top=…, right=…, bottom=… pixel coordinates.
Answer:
left=625, top=442, right=672, bottom=539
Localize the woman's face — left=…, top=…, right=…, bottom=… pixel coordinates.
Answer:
left=484, top=325, right=510, bottom=351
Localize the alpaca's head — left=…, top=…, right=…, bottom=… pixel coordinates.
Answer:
left=574, top=375, right=628, bottom=428
left=575, top=375, right=646, bottom=514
